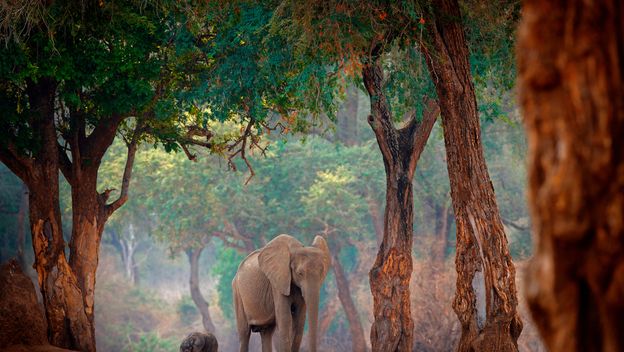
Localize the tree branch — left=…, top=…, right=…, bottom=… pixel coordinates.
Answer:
left=0, top=144, right=33, bottom=184
left=362, top=59, right=398, bottom=166
left=105, top=131, right=139, bottom=216
left=84, top=113, right=127, bottom=162
left=57, top=142, right=73, bottom=185
left=407, top=98, right=440, bottom=176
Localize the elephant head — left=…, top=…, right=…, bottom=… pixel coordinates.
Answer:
left=258, top=234, right=331, bottom=351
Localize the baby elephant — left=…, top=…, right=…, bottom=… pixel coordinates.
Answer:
left=179, top=332, right=218, bottom=352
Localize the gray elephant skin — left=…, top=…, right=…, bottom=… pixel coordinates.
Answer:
left=232, top=234, right=331, bottom=352
left=179, top=332, right=218, bottom=352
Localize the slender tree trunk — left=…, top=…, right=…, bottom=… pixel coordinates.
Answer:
left=362, top=57, right=439, bottom=352
left=319, top=293, right=340, bottom=339
left=16, top=182, right=28, bottom=269
left=332, top=251, right=368, bottom=352
left=186, top=247, right=216, bottom=334
left=518, top=1, right=624, bottom=351
left=432, top=201, right=452, bottom=264
left=423, top=1, right=522, bottom=350
left=367, top=197, right=384, bottom=246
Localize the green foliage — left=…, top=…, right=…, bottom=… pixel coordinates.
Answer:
left=211, top=244, right=245, bottom=320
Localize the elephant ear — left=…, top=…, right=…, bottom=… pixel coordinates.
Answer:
left=312, top=235, right=331, bottom=278
left=259, top=235, right=300, bottom=296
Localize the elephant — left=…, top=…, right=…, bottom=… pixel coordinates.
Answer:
left=179, top=331, right=218, bottom=352
left=232, top=234, right=331, bottom=352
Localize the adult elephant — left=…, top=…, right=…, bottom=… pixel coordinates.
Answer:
left=232, top=234, right=331, bottom=352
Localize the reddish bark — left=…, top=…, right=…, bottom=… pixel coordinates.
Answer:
left=423, top=0, right=522, bottom=350
left=518, top=1, right=624, bottom=351
left=0, top=79, right=94, bottom=351
left=362, top=56, right=439, bottom=352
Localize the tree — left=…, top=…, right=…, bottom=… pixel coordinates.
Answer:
left=0, top=2, right=218, bottom=349
left=271, top=3, right=442, bottom=349
left=421, top=0, right=522, bottom=350
left=517, top=1, right=624, bottom=351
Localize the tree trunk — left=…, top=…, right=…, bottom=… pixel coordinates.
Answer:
left=332, top=251, right=368, bottom=352
left=318, top=293, right=340, bottom=339
left=362, top=57, right=439, bottom=352
left=63, top=117, right=136, bottom=349
left=186, top=247, right=216, bottom=334
left=16, top=182, right=29, bottom=270
left=517, top=1, right=624, bottom=351
left=423, top=1, right=522, bottom=350
left=68, top=175, right=109, bottom=342
left=110, top=227, right=141, bottom=285
left=0, top=78, right=95, bottom=351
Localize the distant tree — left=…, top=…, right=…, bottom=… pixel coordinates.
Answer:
left=518, top=1, right=624, bottom=351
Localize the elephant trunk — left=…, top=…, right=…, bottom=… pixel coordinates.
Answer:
left=303, top=283, right=321, bottom=352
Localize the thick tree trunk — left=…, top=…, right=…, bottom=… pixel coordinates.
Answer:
left=0, top=78, right=96, bottom=352
left=68, top=176, right=109, bottom=339
left=186, top=247, right=216, bottom=334
left=362, top=58, right=439, bottom=352
left=332, top=251, right=368, bottom=352
left=62, top=116, right=136, bottom=350
left=423, top=1, right=522, bottom=350
left=517, top=1, right=624, bottom=351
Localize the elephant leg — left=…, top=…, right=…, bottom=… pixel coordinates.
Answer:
left=291, top=298, right=306, bottom=351
left=260, top=326, right=275, bottom=352
left=274, top=297, right=293, bottom=352
left=234, top=285, right=251, bottom=352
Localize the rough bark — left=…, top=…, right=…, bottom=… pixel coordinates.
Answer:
left=186, top=247, right=216, bottom=334
left=517, top=1, right=624, bottom=351
left=332, top=251, right=368, bottom=352
left=422, top=1, right=522, bottom=351
left=362, top=56, right=439, bottom=352
left=0, top=78, right=95, bottom=351
left=60, top=117, right=138, bottom=348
